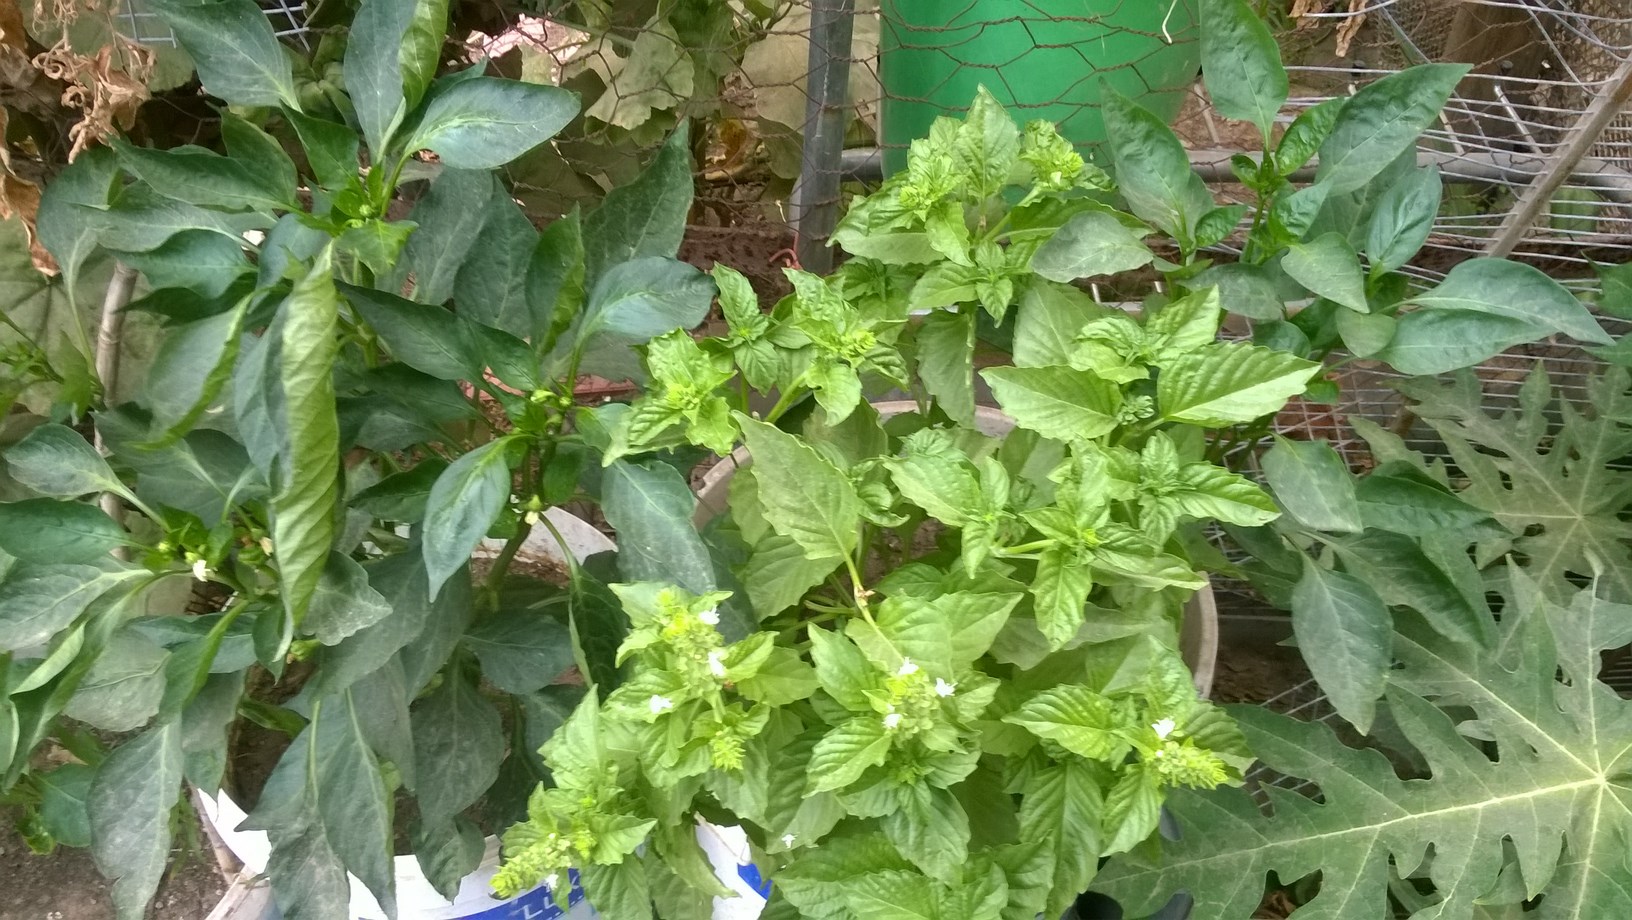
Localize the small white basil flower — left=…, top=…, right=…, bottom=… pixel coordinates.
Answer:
left=649, top=695, right=674, bottom=714
left=708, top=649, right=727, bottom=678
left=883, top=712, right=903, bottom=730
left=544, top=872, right=560, bottom=890
left=697, top=607, right=721, bottom=626
left=1152, top=717, right=1177, bottom=740
left=896, top=658, right=919, bottom=677
left=934, top=678, right=956, bottom=698
left=781, top=833, right=796, bottom=848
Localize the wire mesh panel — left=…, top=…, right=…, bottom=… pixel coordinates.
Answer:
left=116, top=0, right=311, bottom=49
left=1272, top=1, right=1632, bottom=289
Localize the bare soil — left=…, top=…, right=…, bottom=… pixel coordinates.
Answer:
left=0, top=817, right=227, bottom=920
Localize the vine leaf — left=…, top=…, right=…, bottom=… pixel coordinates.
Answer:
left=1095, top=569, right=1632, bottom=918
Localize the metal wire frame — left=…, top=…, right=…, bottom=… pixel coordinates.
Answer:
left=116, top=0, right=312, bottom=50
left=1274, top=0, right=1632, bottom=286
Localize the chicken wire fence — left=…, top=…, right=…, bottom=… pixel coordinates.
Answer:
left=109, top=1, right=1632, bottom=274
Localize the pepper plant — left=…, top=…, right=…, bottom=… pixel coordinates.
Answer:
left=0, top=0, right=728, bottom=917
left=488, top=100, right=1335, bottom=914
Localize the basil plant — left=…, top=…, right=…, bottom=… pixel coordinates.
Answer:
left=489, top=96, right=1327, bottom=915
left=0, top=0, right=722, bottom=917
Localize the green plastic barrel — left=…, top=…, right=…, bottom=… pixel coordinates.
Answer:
left=879, top=0, right=1201, bottom=176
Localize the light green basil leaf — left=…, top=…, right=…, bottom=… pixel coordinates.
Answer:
left=982, top=366, right=1121, bottom=442
left=738, top=416, right=861, bottom=562
left=881, top=784, right=971, bottom=886
left=1167, top=465, right=1279, bottom=528
left=808, top=717, right=892, bottom=793
left=1013, top=281, right=1108, bottom=367
left=422, top=439, right=511, bottom=599
left=582, top=858, right=653, bottom=920
left=1033, top=545, right=1092, bottom=649
left=735, top=646, right=821, bottom=706
left=1282, top=233, right=1369, bottom=312
left=1101, top=766, right=1164, bottom=856
left=1261, top=436, right=1362, bottom=533
left=148, top=0, right=298, bottom=107
left=1031, top=210, right=1154, bottom=282
left=1290, top=557, right=1390, bottom=732
left=1199, top=0, right=1288, bottom=138
left=1005, top=685, right=1133, bottom=762
left=957, top=86, right=1022, bottom=199
left=744, top=535, right=836, bottom=620
left=1157, top=342, right=1318, bottom=426
left=1316, top=64, right=1468, bottom=194
left=1017, top=759, right=1103, bottom=918
left=915, top=309, right=976, bottom=426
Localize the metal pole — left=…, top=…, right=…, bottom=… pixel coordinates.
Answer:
left=1485, top=54, right=1632, bottom=258
left=791, top=0, right=857, bottom=275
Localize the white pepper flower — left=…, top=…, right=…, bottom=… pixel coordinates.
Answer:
left=192, top=559, right=210, bottom=582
